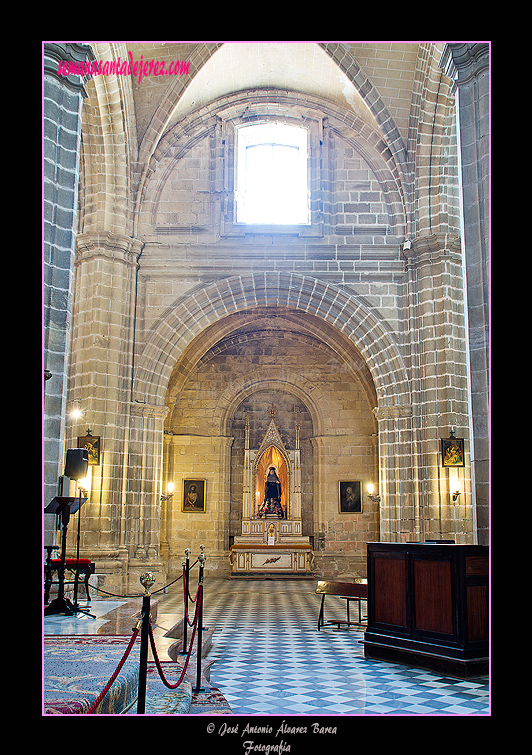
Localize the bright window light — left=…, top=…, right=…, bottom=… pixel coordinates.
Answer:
left=236, top=123, right=309, bottom=225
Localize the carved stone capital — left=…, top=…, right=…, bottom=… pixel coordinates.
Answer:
left=75, top=231, right=144, bottom=267
left=372, top=404, right=412, bottom=421
left=402, top=233, right=461, bottom=264
left=44, top=43, right=95, bottom=95
left=130, top=402, right=170, bottom=420
left=445, top=43, right=490, bottom=83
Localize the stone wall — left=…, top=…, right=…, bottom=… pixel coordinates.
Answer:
left=52, top=43, right=488, bottom=593
left=162, top=327, right=379, bottom=578
left=43, top=43, right=92, bottom=540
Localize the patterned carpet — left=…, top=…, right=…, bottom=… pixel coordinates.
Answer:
left=125, top=664, right=233, bottom=715
left=43, top=635, right=141, bottom=714
left=43, top=635, right=232, bottom=715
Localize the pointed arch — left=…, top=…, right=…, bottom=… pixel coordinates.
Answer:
left=319, top=43, right=408, bottom=174
left=133, top=271, right=410, bottom=412
left=79, top=42, right=138, bottom=236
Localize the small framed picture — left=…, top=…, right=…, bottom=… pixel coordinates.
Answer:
left=182, top=479, right=206, bottom=513
left=77, top=431, right=101, bottom=466
left=339, top=480, right=362, bottom=513
left=441, top=433, right=465, bottom=467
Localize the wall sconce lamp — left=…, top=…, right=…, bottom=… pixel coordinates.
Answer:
left=161, top=482, right=174, bottom=501
left=367, top=483, right=381, bottom=503
left=452, top=489, right=461, bottom=502
left=77, top=466, right=92, bottom=499
left=78, top=477, right=90, bottom=498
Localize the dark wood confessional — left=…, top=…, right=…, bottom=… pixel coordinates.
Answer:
left=363, top=542, right=488, bottom=678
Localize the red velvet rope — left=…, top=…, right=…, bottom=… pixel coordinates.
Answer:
left=148, top=585, right=203, bottom=689
left=86, top=627, right=140, bottom=714
left=78, top=565, right=203, bottom=712
left=82, top=560, right=199, bottom=600
left=182, top=565, right=202, bottom=626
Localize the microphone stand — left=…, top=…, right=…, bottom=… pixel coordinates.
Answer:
left=44, top=498, right=76, bottom=616
left=43, top=493, right=94, bottom=618
left=70, top=483, right=95, bottom=618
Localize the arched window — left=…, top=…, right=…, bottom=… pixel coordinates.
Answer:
left=235, top=123, right=310, bottom=225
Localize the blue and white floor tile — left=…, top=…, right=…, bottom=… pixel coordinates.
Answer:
left=186, top=579, right=490, bottom=716
left=44, top=578, right=490, bottom=716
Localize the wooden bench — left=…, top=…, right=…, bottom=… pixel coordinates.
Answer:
left=44, top=547, right=95, bottom=603
left=316, top=579, right=368, bottom=630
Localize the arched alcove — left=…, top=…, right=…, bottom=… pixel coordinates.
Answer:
left=228, top=388, right=315, bottom=543
left=161, top=304, right=381, bottom=575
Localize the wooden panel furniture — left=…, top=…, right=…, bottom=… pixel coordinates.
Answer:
left=316, top=579, right=368, bottom=629
left=364, top=542, right=489, bottom=678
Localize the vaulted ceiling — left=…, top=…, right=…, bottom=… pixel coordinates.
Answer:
left=96, top=41, right=444, bottom=152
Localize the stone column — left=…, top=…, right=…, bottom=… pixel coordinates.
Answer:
left=127, top=403, right=169, bottom=590
left=441, top=43, right=490, bottom=544
left=43, top=43, right=93, bottom=536
left=373, top=405, right=417, bottom=542
left=400, top=233, right=473, bottom=543
left=64, top=231, right=146, bottom=594
left=216, top=434, right=236, bottom=561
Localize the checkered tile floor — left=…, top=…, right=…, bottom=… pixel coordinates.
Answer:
left=156, top=578, right=490, bottom=716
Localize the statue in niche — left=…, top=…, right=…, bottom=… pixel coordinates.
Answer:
left=257, top=466, right=284, bottom=519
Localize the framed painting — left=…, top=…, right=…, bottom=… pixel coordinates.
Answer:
left=182, top=479, right=206, bottom=513
left=339, top=480, right=362, bottom=513
left=77, top=430, right=100, bottom=466
left=441, top=433, right=465, bottom=467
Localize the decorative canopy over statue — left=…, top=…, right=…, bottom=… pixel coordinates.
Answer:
left=231, top=407, right=313, bottom=574
left=253, top=418, right=289, bottom=519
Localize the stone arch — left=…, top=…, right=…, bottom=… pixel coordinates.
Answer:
left=131, top=42, right=410, bottom=235
left=223, top=381, right=321, bottom=541
left=134, top=88, right=408, bottom=238
left=79, top=42, right=137, bottom=237
left=133, top=272, right=410, bottom=412
left=319, top=43, right=409, bottom=175
left=136, top=43, right=223, bottom=175
left=214, top=374, right=327, bottom=439
left=164, top=308, right=378, bottom=422
left=408, top=43, right=460, bottom=238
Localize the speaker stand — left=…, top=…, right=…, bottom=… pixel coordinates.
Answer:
left=69, top=489, right=95, bottom=618
left=44, top=496, right=95, bottom=619
left=44, top=509, right=76, bottom=616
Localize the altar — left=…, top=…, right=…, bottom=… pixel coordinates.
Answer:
left=229, top=413, right=314, bottom=576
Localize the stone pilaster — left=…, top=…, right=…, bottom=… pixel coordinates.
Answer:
left=441, top=43, right=490, bottom=544
left=372, top=404, right=417, bottom=542
left=62, top=232, right=147, bottom=593
left=43, top=42, right=93, bottom=537
left=125, top=403, right=169, bottom=591
left=398, top=232, right=473, bottom=542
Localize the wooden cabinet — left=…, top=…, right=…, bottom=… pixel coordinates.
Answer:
left=364, top=542, right=488, bottom=678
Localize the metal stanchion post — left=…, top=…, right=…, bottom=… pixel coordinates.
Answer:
left=137, top=572, right=155, bottom=714
left=181, top=548, right=191, bottom=655
left=194, top=546, right=206, bottom=693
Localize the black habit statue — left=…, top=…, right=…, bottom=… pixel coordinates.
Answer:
left=258, top=466, right=284, bottom=519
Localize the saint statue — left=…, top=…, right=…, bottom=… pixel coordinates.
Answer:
left=258, top=466, right=284, bottom=519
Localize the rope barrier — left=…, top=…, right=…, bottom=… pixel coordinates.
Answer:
left=70, top=548, right=206, bottom=714
left=148, top=584, right=203, bottom=689
left=183, top=566, right=202, bottom=627
left=87, top=560, right=199, bottom=600
left=86, top=626, right=140, bottom=714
